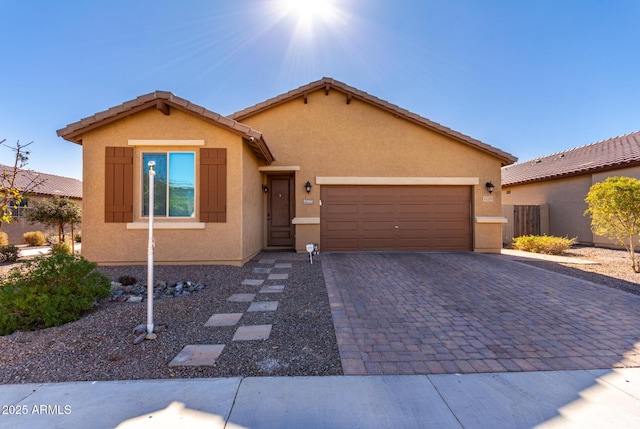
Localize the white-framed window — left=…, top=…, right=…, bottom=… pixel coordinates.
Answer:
left=9, top=200, right=28, bottom=218
left=142, top=152, right=195, bottom=218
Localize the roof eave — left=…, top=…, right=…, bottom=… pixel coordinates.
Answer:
left=502, top=159, right=640, bottom=188
left=57, top=92, right=275, bottom=165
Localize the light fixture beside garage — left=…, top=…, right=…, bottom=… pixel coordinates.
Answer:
left=485, top=182, right=495, bottom=194
left=305, top=181, right=312, bottom=193
left=262, top=184, right=269, bottom=193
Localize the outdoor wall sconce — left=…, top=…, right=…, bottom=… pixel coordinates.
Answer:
left=305, top=181, right=312, bottom=193
left=262, top=184, right=268, bottom=193
left=485, top=182, right=495, bottom=194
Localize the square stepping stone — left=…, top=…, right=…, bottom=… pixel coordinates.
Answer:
left=252, top=267, right=272, bottom=274
left=204, top=313, right=243, bottom=327
left=259, top=259, right=276, bottom=264
left=168, top=344, right=225, bottom=367
left=233, top=324, right=272, bottom=341
left=248, top=301, right=278, bottom=312
left=259, top=285, right=285, bottom=294
left=274, top=263, right=292, bottom=269
left=227, top=293, right=256, bottom=302
left=268, top=273, right=289, bottom=280
left=242, top=279, right=264, bottom=286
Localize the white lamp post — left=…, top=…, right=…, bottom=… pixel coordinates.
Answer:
left=147, top=161, right=155, bottom=335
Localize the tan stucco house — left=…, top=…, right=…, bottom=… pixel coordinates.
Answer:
left=0, top=165, right=82, bottom=244
left=501, top=130, right=640, bottom=246
left=57, top=77, right=516, bottom=265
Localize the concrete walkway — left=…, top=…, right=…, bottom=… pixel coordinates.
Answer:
left=1, top=369, right=639, bottom=428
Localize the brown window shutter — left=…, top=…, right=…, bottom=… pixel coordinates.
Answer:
left=105, top=147, right=134, bottom=223
left=200, top=148, right=227, bottom=222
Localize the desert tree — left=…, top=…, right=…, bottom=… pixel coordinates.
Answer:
left=25, top=196, right=82, bottom=251
left=0, top=139, right=46, bottom=229
left=585, top=176, right=640, bottom=272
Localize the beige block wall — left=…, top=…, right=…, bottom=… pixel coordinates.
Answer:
left=80, top=109, right=249, bottom=265
left=241, top=89, right=505, bottom=253
left=502, top=176, right=592, bottom=243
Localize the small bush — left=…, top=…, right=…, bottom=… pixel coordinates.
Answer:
left=75, top=232, right=82, bottom=243
left=51, top=242, right=72, bottom=255
left=117, top=275, right=138, bottom=286
left=46, top=232, right=59, bottom=245
left=511, top=235, right=577, bottom=255
left=0, top=253, right=111, bottom=335
left=0, top=245, right=19, bottom=262
left=23, top=231, right=46, bottom=246
left=0, top=232, right=8, bottom=246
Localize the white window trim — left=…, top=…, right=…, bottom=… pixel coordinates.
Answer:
left=141, top=151, right=196, bottom=219
left=129, top=139, right=204, bottom=146
left=127, top=222, right=205, bottom=230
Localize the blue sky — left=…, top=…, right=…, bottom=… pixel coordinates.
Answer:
left=2, top=0, right=640, bottom=180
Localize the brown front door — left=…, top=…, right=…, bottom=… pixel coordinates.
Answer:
left=267, top=175, right=295, bottom=247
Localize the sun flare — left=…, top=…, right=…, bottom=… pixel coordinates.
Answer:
left=280, top=0, right=337, bottom=27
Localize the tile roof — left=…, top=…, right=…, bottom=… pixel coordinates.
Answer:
left=56, top=91, right=274, bottom=165
left=230, top=77, right=517, bottom=166
left=0, top=164, right=82, bottom=198
left=502, top=130, right=640, bottom=187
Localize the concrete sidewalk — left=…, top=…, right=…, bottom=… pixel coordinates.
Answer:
left=1, top=369, right=639, bottom=428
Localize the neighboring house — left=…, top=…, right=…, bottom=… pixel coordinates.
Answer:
left=501, top=130, right=640, bottom=246
left=0, top=164, right=82, bottom=244
left=57, top=77, right=516, bottom=266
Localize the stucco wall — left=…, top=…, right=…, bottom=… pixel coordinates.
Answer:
left=80, top=108, right=249, bottom=265
left=502, top=176, right=592, bottom=243
left=242, top=142, right=265, bottom=262
left=502, top=166, right=640, bottom=246
left=2, top=196, right=83, bottom=245
left=241, top=88, right=505, bottom=253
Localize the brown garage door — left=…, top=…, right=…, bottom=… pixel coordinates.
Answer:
left=320, top=185, right=472, bottom=251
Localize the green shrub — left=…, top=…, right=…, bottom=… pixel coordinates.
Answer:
left=75, top=231, right=82, bottom=243
left=511, top=235, right=577, bottom=255
left=0, top=245, right=19, bottom=262
left=0, top=253, right=111, bottom=335
left=0, top=232, right=7, bottom=246
left=51, top=242, right=72, bottom=255
left=23, top=231, right=46, bottom=246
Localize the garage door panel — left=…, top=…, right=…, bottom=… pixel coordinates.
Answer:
left=324, top=220, right=359, bottom=231
left=325, top=204, right=359, bottom=215
left=321, top=185, right=471, bottom=251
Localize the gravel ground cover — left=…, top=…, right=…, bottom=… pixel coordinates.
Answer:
left=518, top=245, right=640, bottom=296
left=0, top=253, right=342, bottom=384
left=0, top=246, right=638, bottom=384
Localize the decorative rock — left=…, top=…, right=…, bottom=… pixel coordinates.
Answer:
left=109, top=280, right=206, bottom=301
left=146, top=333, right=157, bottom=340
left=133, top=333, right=146, bottom=345
left=133, top=324, right=147, bottom=335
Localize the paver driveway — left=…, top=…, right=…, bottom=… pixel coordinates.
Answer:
left=322, top=252, right=640, bottom=375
